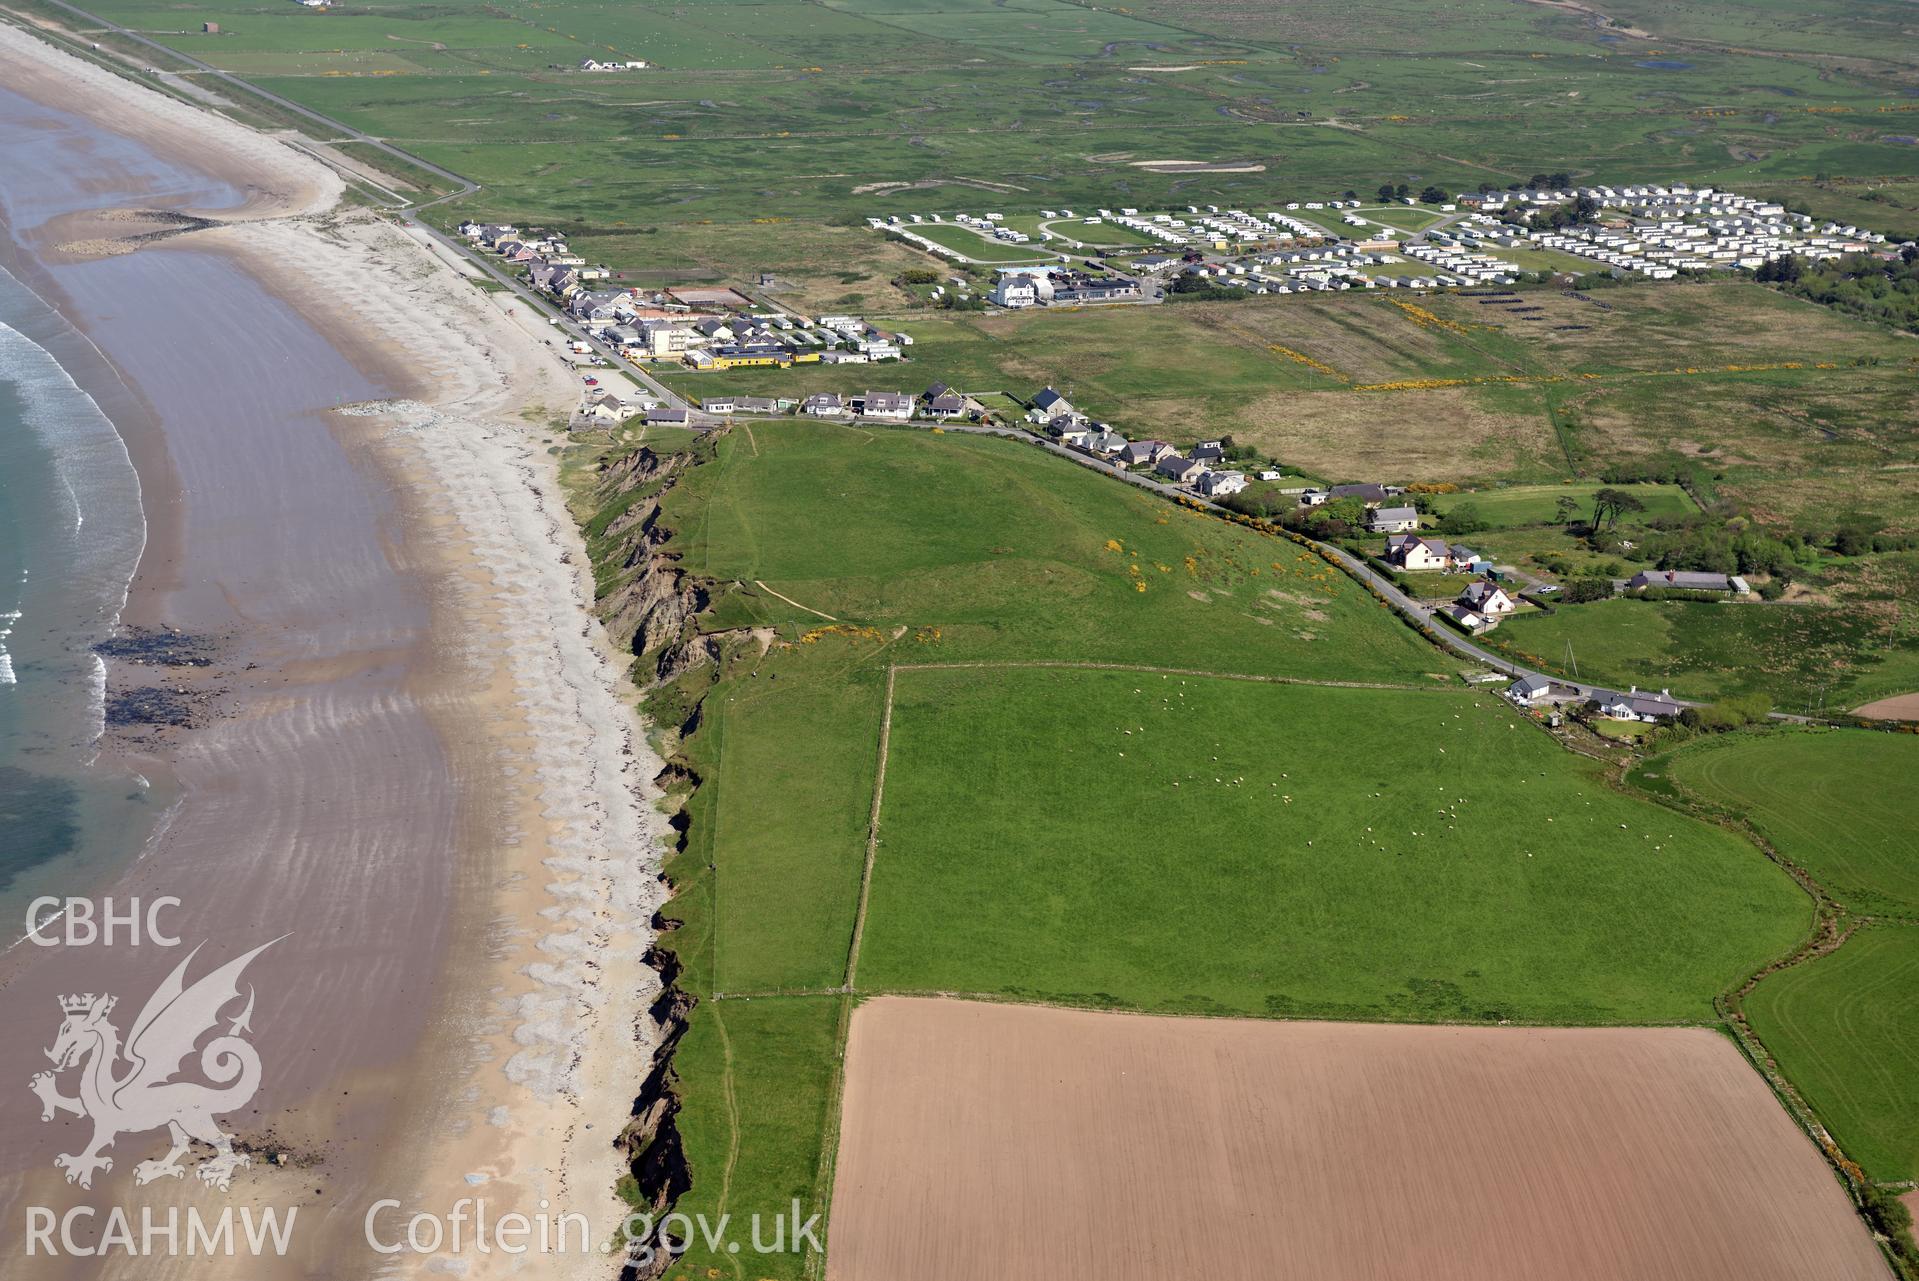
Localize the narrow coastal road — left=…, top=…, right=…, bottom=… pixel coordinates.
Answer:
left=924, top=421, right=1811, bottom=721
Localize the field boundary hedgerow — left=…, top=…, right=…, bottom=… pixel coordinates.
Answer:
left=1630, top=731, right=1919, bottom=1275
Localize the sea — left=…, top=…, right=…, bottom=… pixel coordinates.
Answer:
left=0, top=261, right=169, bottom=940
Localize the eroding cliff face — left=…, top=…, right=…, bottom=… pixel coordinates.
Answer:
left=577, top=433, right=726, bottom=1279
left=587, top=445, right=709, bottom=671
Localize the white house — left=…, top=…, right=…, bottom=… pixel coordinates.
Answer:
left=861, top=391, right=913, bottom=420
left=1368, top=505, right=1420, bottom=534
left=581, top=388, right=638, bottom=424
left=1596, top=687, right=1682, bottom=722
left=1505, top=674, right=1558, bottom=706
left=994, top=274, right=1040, bottom=308
left=1456, top=579, right=1516, bottom=615
left=1385, top=534, right=1454, bottom=571
left=1197, top=470, right=1248, bottom=498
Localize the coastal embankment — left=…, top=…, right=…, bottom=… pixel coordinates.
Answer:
left=0, top=21, right=662, bottom=1279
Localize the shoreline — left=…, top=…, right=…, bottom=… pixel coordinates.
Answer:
left=0, top=21, right=663, bottom=1278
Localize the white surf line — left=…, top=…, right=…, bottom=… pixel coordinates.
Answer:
left=753, top=579, right=836, bottom=621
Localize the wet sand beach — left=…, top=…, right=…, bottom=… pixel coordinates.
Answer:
left=0, top=24, right=661, bottom=1279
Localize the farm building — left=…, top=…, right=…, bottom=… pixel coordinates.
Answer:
left=1627, top=570, right=1751, bottom=594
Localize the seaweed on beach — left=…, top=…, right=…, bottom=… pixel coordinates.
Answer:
left=104, top=686, right=201, bottom=729
left=94, top=626, right=217, bottom=667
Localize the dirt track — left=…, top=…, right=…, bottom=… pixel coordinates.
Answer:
left=828, top=998, right=1887, bottom=1281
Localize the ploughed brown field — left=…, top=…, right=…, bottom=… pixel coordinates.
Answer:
left=828, top=998, right=1887, bottom=1281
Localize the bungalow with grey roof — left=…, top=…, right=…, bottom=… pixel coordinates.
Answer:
left=801, top=392, right=845, bottom=416
left=1437, top=603, right=1496, bottom=634
left=924, top=390, right=966, bottom=418
left=1197, top=470, right=1247, bottom=498
left=1155, top=454, right=1208, bottom=484
left=1368, top=505, right=1421, bottom=533
left=1594, top=687, right=1682, bottom=722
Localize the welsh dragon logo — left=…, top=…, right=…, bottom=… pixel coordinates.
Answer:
left=30, top=938, right=281, bottom=1192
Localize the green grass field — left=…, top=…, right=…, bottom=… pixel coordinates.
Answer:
left=574, top=421, right=1830, bottom=1277
left=633, top=419, right=1450, bottom=1276
left=1657, top=728, right=1919, bottom=1182
left=1494, top=598, right=1919, bottom=709
left=1748, top=925, right=1919, bottom=1182
left=1429, top=483, right=1695, bottom=530
left=859, top=665, right=1808, bottom=1023
left=1665, top=730, right=1919, bottom=917
left=1356, top=205, right=1446, bottom=233
left=659, top=283, right=1917, bottom=515
left=903, top=221, right=1057, bottom=263
left=664, top=420, right=1441, bottom=683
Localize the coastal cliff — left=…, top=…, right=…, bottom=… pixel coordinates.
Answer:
left=573, top=429, right=748, bottom=1276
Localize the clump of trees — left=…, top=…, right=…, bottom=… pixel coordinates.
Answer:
left=1757, top=246, right=1919, bottom=334
left=1435, top=503, right=1486, bottom=536
left=1167, top=273, right=1248, bottom=303
left=1679, top=693, right=1773, bottom=732
left=1224, top=490, right=1368, bottom=538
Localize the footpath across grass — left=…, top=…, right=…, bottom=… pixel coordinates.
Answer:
left=858, top=666, right=1810, bottom=1025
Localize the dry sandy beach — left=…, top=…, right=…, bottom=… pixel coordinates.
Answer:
left=0, top=21, right=662, bottom=1278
